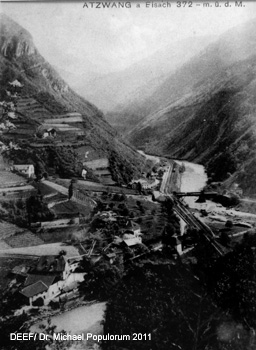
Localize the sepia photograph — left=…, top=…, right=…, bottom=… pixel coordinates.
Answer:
left=1, top=0, right=256, bottom=349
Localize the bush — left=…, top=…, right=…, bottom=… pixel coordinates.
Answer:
left=225, top=220, right=233, bottom=228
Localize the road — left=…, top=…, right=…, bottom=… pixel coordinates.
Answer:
left=160, top=164, right=173, bottom=193
left=43, top=180, right=69, bottom=196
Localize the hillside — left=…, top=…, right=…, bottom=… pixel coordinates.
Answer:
left=124, top=19, right=256, bottom=195
left=125, top=19, right=256, bottom=139
left=0, top=13, right=143, bottom=184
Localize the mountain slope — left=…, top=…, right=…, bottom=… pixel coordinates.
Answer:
left=0, top=13, right=143, bottom=183
left=125, top=19, right=256, bottom=194
left=126, top=19, right=256, bottom=143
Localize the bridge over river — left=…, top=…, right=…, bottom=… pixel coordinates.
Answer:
left=174, top=191, right=218, bottom=198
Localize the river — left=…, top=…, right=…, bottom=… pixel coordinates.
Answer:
left=176, top=161, right=208, bottom=193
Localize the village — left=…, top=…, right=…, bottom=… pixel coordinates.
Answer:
left=0, top=80, right=183, bottom=316
left=1, top=82, right=256, bottom=348
left=0, top=142, right=182, bottom=307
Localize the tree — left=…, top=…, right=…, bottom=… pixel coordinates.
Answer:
left=80, top=259, right=123, bottom=300
left=68, top=181, right=73, bottom=200
left=225, top=220, right=233, bottom=228
left=210, top=233, right=256, bottom=328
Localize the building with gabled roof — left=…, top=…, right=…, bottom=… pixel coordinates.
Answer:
left=20, top=281, right=48, bottom=299
left=9, top=80, right=23, bottom=88
left=11, top=264, right=30, bottom=277
left=19, top=252, right=85, bottom=306
left=121, top=220, right=141, bottom=237
left=123, top=236, right=142, bottom=247
left=13, top=164, right=35, bottom=178
left=24, top=274, right=57, bottom=288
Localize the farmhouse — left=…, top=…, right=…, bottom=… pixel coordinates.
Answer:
left=123, top=236, right=142, bottom=247
left=81, top=169, right=87, bottom=179
left=130, top=178, right=159, bottom=190
left=9, top=80, right=23, bottom=88
left=13, top=164, right=35, bottom=178
left=125, top=221, right=141, bottom=236
left=19, top=253, right=84, bottom=306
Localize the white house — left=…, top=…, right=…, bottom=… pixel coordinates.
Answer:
left=124, top=221, right=142, bottom=237
left=20, top=275, right=64, bottom=306
left=9, top=80, right=23, bottom=88
left=81, top=169, right=87, bottom=179
left=14, top=164, right=35, bottom=178
left=20, top=254, right=84, bottom=306
left=123, top=236, right=142, bottom=247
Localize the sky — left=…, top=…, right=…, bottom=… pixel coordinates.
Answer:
left=1, top=1, right=256, bottom=75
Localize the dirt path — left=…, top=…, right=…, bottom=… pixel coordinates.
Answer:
left=31, top=302, right=106, bottom=334
left=43, top=180, right=69, bottom=196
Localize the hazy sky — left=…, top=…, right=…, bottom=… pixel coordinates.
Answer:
left=1, top=1, right=256, bottom=74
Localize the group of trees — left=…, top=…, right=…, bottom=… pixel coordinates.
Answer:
left=26, top=193, right=54, bottom=224
left=109, top=150, right=136, bottom=185
left=207, top=150, right=238, bottom=182
left=208, top=233, right=256, bottom=328
left=0, top=199, right=28, bottom=227
left=103, top=262, right=225, bottom=350
left=79, top=257, right=124, bottom=300
left=6, top=145, right=83, bottom=180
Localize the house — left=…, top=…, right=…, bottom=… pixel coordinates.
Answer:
left=147, top=237, right=163, bottom=252
left=33, top=254, right=68, bottom=279
left=9, top=80, right=23, bottom=88
left=13, top=164, right=35, bottom=178
left=105, top=252, right=116, bottom=264
left=20, top=275, right=64, bottom=306
left=81, top=169, right=87, bottom=179
left=20, top=281, right=50, bottom=305
left=130, top=179, right=159, bottom=190
left=127, top=221, right=141, bottom=236
left=123, top=236, right=142, bottom=247
left=37, top=126, right=57, bottom=139
left=47, top=128, right=57, bottom=138
left=122, top=220, right=141, bottom=237
left=19, top=253, right=84, bottom=306
left=11, top=264, right=30, bottom=277
left=98, top=211, right=117, bottom=222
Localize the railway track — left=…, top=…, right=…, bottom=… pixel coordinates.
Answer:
left=171, top=196, right=226, bottom=256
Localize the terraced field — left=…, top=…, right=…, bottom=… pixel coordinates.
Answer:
left=0, top=171, right=26, bottom=188
left=16, top=97, right=53, bottom=122
left=5, top=232, right=44, bottom=248
left=44, top=116, right=83, bottom=123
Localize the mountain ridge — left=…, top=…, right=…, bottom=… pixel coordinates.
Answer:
left=0, top=13, right=143, bottom=184
left=123, top=18, right=256, bottom=195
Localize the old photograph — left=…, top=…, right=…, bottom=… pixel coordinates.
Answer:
left=1, top=1, right=256, bottom=349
